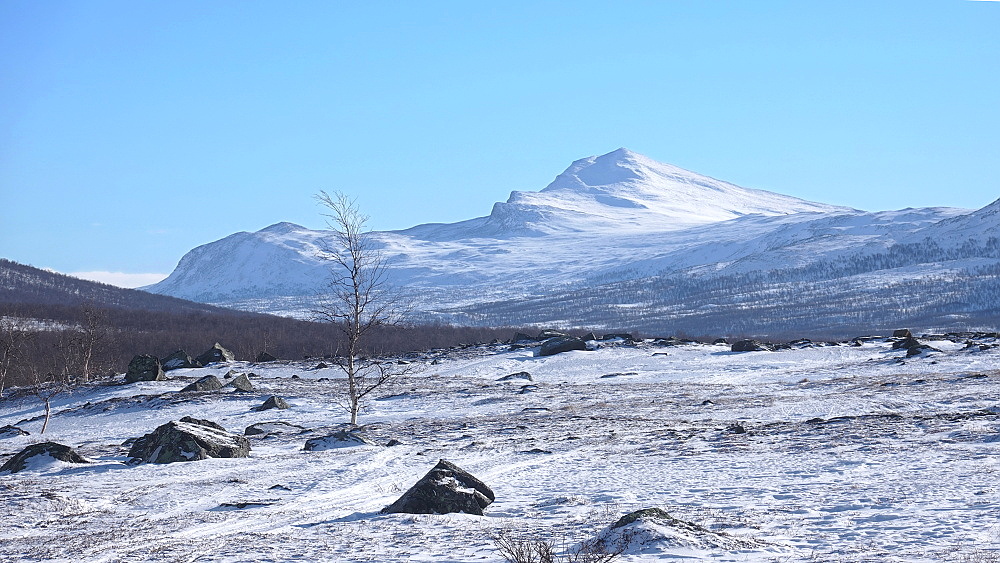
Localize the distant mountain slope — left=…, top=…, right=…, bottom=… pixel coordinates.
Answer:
left=143, top=149, right=999, bottom=335
left=0, top=259, right=250, bottom=315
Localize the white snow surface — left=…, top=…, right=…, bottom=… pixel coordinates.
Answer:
left=2, top=337, right=999, bottom=561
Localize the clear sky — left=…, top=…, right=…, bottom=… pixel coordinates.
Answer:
left=2, top=1, right=998, bottom=287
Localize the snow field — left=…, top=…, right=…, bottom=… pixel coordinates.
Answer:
left=1, top=338, right=998, bottom=562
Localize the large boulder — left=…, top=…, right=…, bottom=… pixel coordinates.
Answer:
left=195, top=343, right=235, bottom=366
left=125, top=354, right=165, bottom=383
left=382, top=459, right=495, bottom=516
left=539, top=336, right=588, bottom=357
left=226, top=373, right=254, bottom=392
left=180, top=375, right=224, bottom=392
left=128, top=416, right=250, bottom=464
left=254, top=396, right=290, bottom=411
left=1, top=442, right=87, bottom=474
left=892, top=329, right=913, bottom=338
left=731, top=340, right=772, bottom=352
left=161, top=350, right=201, bottom=371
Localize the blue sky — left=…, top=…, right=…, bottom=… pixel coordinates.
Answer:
left=2, top=1, right=998, bottom=286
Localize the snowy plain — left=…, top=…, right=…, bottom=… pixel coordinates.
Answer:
left=1, top=335, right=999, bottom=562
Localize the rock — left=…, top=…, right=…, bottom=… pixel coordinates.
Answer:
left=195, top=343, right=235, bottom=366
left=0, top=425, right=29, bottom=438
left=244, top=421, right=305, bottom=436
left=731, top=340, right=772, bottom=352
left=125, top=354, right=165, bottom=383
left=0, top=442, right=87, bottom=473
left=582, top=332, right=598, bottom=341
left=161, top=350, right=201, bottom=371
left=496, top=371, right=533, bottom=382
left=539, top=336, right=588, bottom=356
left=893, top=329, right=913, bottom=338
left=255, top=396, right=290, bottom=411
left=128, top=417, right=250, bottom=464
left=712, top=338, right=728, bottom=345
left=537, top=329, right=568, bottom=339
left=180, top=374, right=224, bottom=392
left=892, top=336, right=924, bottom=350
left=303, top=430, right=374, bottom=451
left=512, top=332, right=535, bottom=343
left=226, top=373, right=254, bottom=392
left=906, top=344, right=940, bottom=357
left=381, top=459, right=495, bottom=515
left=597, top=507, right=767, bottom=553
left=602, top=333, right=633, bottom=341
left=255, top=351, right=277, bottom=363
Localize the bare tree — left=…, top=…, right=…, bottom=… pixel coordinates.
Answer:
left=0, top=317, right=30, bottom=398
left=313, top=190, right=408, bottom=425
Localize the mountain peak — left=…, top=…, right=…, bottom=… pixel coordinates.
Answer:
left=258, top=222, right=307, bottom=235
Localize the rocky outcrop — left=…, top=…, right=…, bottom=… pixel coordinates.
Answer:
left=539, top=336, right=588, bottom=356
left=893, top=329, right=913, bottom=338
left=125, top=354, right=165, bottom=383
left=180, top=375, right=223, bottom=392
left=381, top=459, right=495, bottom=515
left=195, top=343, right=235, bottom=366
left=161, top=350, right=201, bottom=371
left=0, top=442, right=87, bottom=474
left=128, top=417, right=250, bottom=464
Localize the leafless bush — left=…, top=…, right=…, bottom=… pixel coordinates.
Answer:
left=492, top=528, right=626, bottom=563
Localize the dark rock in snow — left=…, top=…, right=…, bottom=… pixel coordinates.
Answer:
left=496, top=371, right=533, bottom=382
left=255, top=351, right=277, bottom=363
left=125, top=354, right=165, bottom=383
left=0, top=425, right=29, bottom=438
left=512, top=332, right=535, bottom=343
left=226, top=373, right=254, bottom=392
left=128, top=417, right=250, bottom=464
left=180, top=374, right=224, bottom=392
left=582, top=332, right=598, bottom=341
left=303, top=430, right=374, bottom=451
left=244, top=421, right=306, bottom=436
left=195, top=343, right=235, bottom=366
left=892, top=336, right=923, bottom=350
left=731, top=340, right=772, bottom=352
left=906, top=344, right=940, bottom=357
left=381, top=459, right=495, bottom=515
left=161, top=350, right=201, bottom=371
left=255, top=396, right=290, bottom=411
left=0, top=442, right=87, bottom=474
left=539, top=336, right=588, bottom=356
left=893, top=329, right=913, bottom=338
left=537, top=329, right=568, bottom=339
left=712, top=338, right=728, bottom=345
left=602, top=333, right=633, bottom=341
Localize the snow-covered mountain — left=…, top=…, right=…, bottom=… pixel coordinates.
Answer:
left=145, top=149, right=1000, bottom=335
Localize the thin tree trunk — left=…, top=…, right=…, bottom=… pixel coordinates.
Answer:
left=41, top=397, right=52, bottom=434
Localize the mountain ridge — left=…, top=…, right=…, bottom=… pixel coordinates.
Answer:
left=144, top=150, right=998, bottom=335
